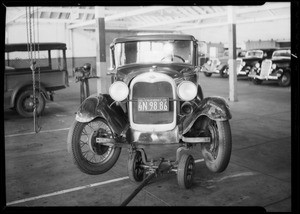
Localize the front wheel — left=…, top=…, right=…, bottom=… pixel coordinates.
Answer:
left=69, top=118, right=121, bottom=175
left=204, top=72, right=212, bottom=77
left=278, top=72, right=290, bottom=87
left=220, top=67, right=229, bottom=78
left=15, top=89, right=45, bottom=117
left=252, top=78, right=263, bottom=85
left=200, top=118, right=232, bottom=173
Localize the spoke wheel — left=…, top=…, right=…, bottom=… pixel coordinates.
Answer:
left=68, top=118, right=121, bottom=175
left=128, top=151, right=145, bottom=182
left=177, top=154, right=195, bottom=189
left=200, top=118, right=232, bottom=173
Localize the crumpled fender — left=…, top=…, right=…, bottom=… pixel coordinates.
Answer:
left=182, top=96, right=232, bottom=134
left=75, top=93, right=128, bottom=136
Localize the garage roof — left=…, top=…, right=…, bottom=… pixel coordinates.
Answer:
left=6, top=3, right=290, bottom=32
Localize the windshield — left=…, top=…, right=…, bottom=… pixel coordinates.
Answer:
left=245, top=50, right=263, bottom=58
left=114, top=40, right=194, bottom=67
left=272, top=50, right=291, bottom=58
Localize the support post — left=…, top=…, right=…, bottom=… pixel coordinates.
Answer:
left=95, top=7, right=107, bottom=94
left=228, top=6, right=238, bottom=102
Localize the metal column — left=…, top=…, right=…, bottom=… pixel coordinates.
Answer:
left=95, top=7, right=107, bottom=94
left=228, top=6, right=238, bottom=102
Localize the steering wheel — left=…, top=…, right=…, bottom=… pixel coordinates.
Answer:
left=161, top=55, right=185, bottom=62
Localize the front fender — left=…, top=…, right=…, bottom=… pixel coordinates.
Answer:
left=182, top=96, right=232, bottom=134
left=75, top=94, right=128, bottom=135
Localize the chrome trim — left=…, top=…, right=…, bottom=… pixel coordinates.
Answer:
left=129, top=71, right=177, bottom=132
left=260, top=60, right=272, bottom=78
left=130, top=126, right=180, bottom=144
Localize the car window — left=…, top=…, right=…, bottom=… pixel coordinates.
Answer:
left=272, top=50, right=291, bottom=58
left=114, top=40, right=194, bottom=67
left=245, top=50, right=263, bottom=58
left=5, top=49, right=65, bottom=70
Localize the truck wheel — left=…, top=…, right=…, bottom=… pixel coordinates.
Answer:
left=68, top=118, right=121, bottom=175
left=278, top=72, right=290, bottom=87
left=200, top=118, right=232, bottom=173
left=177, top=154, right=195, bottom=189
left=204, top=72, right=212, bottom=77
left=128, top=150, right=145, bottom=182
left=15, top=89, right=45, bottom=118
left=252, top=78, right=263, bottom=85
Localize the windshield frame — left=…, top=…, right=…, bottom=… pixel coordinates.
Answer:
left=111, top=39, right=196, bottom=69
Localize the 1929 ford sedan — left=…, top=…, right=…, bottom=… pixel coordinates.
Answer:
left=248, top=49, right=291, bottom=86
left=236, top=48, right=277, bottom=77
left=67, top=34, right=232, bottom=189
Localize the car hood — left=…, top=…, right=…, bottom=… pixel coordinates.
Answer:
left=115, top=63, right=195, bottom=84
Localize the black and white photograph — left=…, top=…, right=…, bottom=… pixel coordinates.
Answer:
left=2, top=2, right=298, bottom=212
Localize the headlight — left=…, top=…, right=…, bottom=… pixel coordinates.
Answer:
left=255, top=62, right=260, bottom=68
left=177, top=81, right=197, bottom=101
left=109, top=81, right=129, bottom=102
left=272, top=64, right=277, bottom=69
left=242, top=62, right=246, bottom=66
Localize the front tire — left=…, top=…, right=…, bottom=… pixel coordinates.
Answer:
left=69, top=118, right=121, bottom=175
left=15, top=89, right=45, bottom=118
left=200, top=118, right=232, bottom=173
left=252, top=78, right=263, bottom=85
left=220, top=67, right=229, bottom=78
left=204, top=72, right=212, bottom=77
left=278, top=72, right=290, bottom=87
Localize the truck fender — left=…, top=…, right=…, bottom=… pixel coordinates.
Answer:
left=11, top=82, right=49, bottom=108
left=75, top=93, right=128, bottom=136
left=182, top=96, right=232, bottom=134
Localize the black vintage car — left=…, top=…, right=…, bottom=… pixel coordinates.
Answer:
left=248, top=49, right=291, bottom=86
left=236, top=48, right=277, bottom=76
left=4, top=43, right=69, bottom=117
left=67, top=34, right=232, bottom=189
left=202, top=50, right=246, bottom=78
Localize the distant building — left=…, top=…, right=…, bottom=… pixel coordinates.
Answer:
left=245, top=39, right=290, bottom=50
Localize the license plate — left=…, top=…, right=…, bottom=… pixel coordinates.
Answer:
left=138, top=98, right=169, bottom=112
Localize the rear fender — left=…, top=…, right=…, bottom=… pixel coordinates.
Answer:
left=11, top=83, right=49, bottom=107
left=75, top=94, right=128, bottom=136
left=182, top=96, right=232, bottom=134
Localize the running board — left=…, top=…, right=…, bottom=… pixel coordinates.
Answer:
left=181, top=136, right=211, bottom=143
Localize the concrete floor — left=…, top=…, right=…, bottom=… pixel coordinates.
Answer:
left=4, top=74, right=291, bottom=211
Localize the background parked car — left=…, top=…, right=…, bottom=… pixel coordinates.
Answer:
left=4, top=43, right=69, bottom=117
left=201, top=50, right=246, bottom=78
left=236, top=48, right=277, bottom=77
left=248, top=49, right=291, bottom=86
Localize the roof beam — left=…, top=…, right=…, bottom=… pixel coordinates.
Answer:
left=128, top=11, right=227, bottom=30
left=6, top=7, right=42, bottom=24
left=177, top=14, right=290, bottom=30
left=67, top=6, right=169, bottom=29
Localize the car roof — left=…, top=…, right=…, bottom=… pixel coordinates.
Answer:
left=111, top=34, right=196, bottom=44
left=5, top=42, right=67, bottom=52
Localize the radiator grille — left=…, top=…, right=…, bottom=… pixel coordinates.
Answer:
left=260, top=60, right=272, bottom=77
left=132, top=82, right=174, bottom=124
